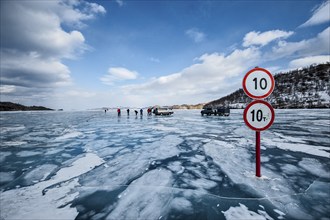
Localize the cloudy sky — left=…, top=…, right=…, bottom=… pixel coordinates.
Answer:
left=1, top=0, right=329, bottom=110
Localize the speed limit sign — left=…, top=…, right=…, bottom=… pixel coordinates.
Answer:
left=242, top=67, right=275, bottom=177
left=243, top=100, right=275, bottom=131
left=243, top=67, right=275, bottom=99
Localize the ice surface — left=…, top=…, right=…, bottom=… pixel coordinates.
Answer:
left=203, top=139, right=312, bottom=219
left=44, top=148, right=64, bottom=155
left=79, top=135, right=182, bottom=193
left=0, top=109, right=329, bottom=219
left=298, top=158, right=329, bottom=178
left=0, top=172, right=15, bottom=184
left=267, top=141, right=330, bottom=158
left=106, top=170, right=173, bottom=220
left=222, top=203, right=272, bottom=220
left=188, top=177, right=218, bottom=190
left=273, top=132, right=306, bottom=143
left=274, top=209, right=286, bottom=219
left=55, top=128, right=83, bottom=140
left=52, top=153, right=104, bottom=183
left=167, top=161, right=185, bottom=174
left=24, top=164, right=58, bottom=185
left=2, top=141, right=28, bottom=146
left=16, top=150, right=42, bottom=157
left=0, top=153, right=104, bottom=219
left=0, top=125, right=25, bottom=133
left=1, top=178, right=80, bottom=220
left=0, top=152, right=11, bottom=163
left=169, top=197, right=193, bottom=214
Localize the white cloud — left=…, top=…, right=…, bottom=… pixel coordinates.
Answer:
left=0, top=85, right=16, bottom=94
left=101, top=67, right=138, bottom=85
left=0, top=0, right=105, bottom=100
left=1, top=50, right=72, bottom=88
left=115, top=27, right=329, bottom=106
left=120, top=47, right=261, bottom=105
left=116, top=0, right=124, bottom=7
left=289, top=55, right=330, bottom=68
left=270, top=27, right=330, bottom=59
left=185, top=28, right=206, bottom=43
left=88, top=2, right=107, bottom=14
left=0, top=1, right=103, bottom=59
left=243, top=30, right=294, bottom=47
left=300, top=1, right=330, bottom=27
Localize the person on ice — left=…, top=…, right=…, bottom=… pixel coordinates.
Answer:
left=117, top=108, right=121, bottom=116
left=135, top=110, right=138, bottom=116
left=127, top=109, right=130, bottom=115
left=140, top=109, right=143, bottom=115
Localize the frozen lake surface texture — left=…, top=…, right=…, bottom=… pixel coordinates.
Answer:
left=0, top=109, right=329, bottom=220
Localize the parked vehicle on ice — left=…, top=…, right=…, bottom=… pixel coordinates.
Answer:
left=153, top=107, right=174, bottom=116
left=215, top=107, right=230, bottom=116
left=201, top=108, right=215, bottom=116
left=201, top=107, right=230, bottom=116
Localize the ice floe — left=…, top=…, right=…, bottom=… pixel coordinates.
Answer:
left=222, top=203, right=272, bottom=220
left=0, top=152, right=11, bottom=163
left=0, top=153, right=104, bottom=219
left=16, top=150, right=42, bottom=157
left=55, top=129, right=83, bottom=141
left=203, top=139, right=312, bottom=219
left=2, top=141, right=27, bottom=147
left=0, top=172, right=15, bottom=184
left=106, top=169, right=173, bottom=220
left=24, top=164, right=58, bottom=185
left=298, top=158, right=329, bottom=178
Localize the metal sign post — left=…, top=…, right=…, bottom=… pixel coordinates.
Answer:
left=256, top=131, right=261, bottom=177
left=243, top=100, right=275, bottom=177
left=242, top=68, right=275, bottom=177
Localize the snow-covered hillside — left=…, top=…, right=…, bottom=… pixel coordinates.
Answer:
left=205, top=63, right=330, bottom=109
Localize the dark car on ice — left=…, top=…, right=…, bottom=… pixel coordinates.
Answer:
left=201, top=108, right=215, bottom=116
left=214, top=107, right=230, bottom=116
left=201, top=107, right=230, bottom=116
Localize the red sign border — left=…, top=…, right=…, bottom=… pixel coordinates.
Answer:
left=242, top=67, right=275, bottom=99
left=243, top=100, right=275, bottom=131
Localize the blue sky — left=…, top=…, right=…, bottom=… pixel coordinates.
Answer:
left=1, top=0, right=329, bottom=110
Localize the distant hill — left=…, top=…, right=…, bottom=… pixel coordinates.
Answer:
left=0, top=102, right=53, bottom=111
left=204, top=63, right=330, bottom=109
left=172, top=103, right=205, bottom=109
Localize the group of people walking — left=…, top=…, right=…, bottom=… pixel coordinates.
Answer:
left=116, top=108, right=152, bottom=116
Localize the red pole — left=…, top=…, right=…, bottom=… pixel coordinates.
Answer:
left=256, top=131, right=261, bottom=177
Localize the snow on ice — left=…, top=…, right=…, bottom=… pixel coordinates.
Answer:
left=0, top=109, right=329, bottom=219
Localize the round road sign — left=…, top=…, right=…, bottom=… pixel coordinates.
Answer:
left=242, top=68, right=275, bottom=99
left=243, top=100, right=275, bottom=131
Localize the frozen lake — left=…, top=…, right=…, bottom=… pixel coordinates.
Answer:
left=0, top=109, right=329, bottom=220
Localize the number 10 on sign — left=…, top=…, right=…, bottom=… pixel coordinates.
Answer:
left=242, top=67, right=275, bottom=178
left=244, top=100, right=275, bottom=132
left=243, top=68, right=275, bottom=99
left=243, top=100, right=275, bottom=177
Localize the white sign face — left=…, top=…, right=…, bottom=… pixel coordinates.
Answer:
left=243, top=68, right=275, bottom=99
left=243, top=100, right=275, bottom=131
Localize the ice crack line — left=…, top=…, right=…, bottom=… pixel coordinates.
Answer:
left=78, top=183, right=318, bottom=201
